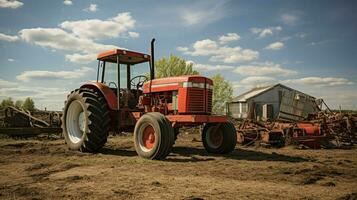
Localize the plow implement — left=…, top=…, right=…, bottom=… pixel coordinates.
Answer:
left=0, top=106, right=62, bottom=136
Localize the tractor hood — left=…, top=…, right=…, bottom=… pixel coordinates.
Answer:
left=143, top=75, right=213, bottom=93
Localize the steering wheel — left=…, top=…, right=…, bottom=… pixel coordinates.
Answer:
left=130, top=75, right=148, bottom=90
left=108, top=81, right=118, bottom=88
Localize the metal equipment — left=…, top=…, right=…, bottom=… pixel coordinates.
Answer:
left=0, top=106, right=62, bottom=136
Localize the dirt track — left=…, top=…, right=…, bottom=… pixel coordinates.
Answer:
left=0, top=133, right=356, bottom=200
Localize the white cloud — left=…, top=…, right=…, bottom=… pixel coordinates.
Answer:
left=314, top=89, right=357, bottom=110
left=0, top=86, right=68, bottom=110
left=210, top=47, right=259, bottom=63
left=218, top=33, right=240, bottom=44
left=187, top=60, right=234, bottom=71
left=16, top=67, right=94, bottom=82
left=128, top=31, right=139, bottom=38
left=65, top=53, right=96, bottom=64
left=308, top=40, right=331, bottom=46
left=59, top=12, right=135, bottom=40
left=296, top=32, right=307, bottom=38
left=180, top=1, right=227, bottom=26
left=19, top=28, right=118, bottom=54
left=0, top=86, right=66, bottom=98
left=0, top=0, right=23, bottom=9
left=265, top=42, right=284, bottom=50
left=0, top=33, right=19, bottom=42
left=282, top=77, right=354, bottom=87
left=187, top=39, right=218, bottom=56
left=0, top=79, right=18, bottom=88
left=234, top=62, right=297, bottom=77
left=18, top=12, right=137, bottom=63
left=84, top=4, right=97, bottom=12
left=63, top=0, right=72, bottom=6
left=281, top=32, right=308, bottom=42
left=250, top=26, right=282, bottom=38
left=8, top=58, right=15, bottom=62
left=176, top=46, right=188, bottom=52
left=239, top=76, right=277, bottom=87
left=178, top=38, right=259, bottom=63
left=281, top=13, right=299, bottom=25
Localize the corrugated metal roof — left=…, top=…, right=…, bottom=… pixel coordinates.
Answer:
left=232, top=85, right=275, bottom=102
left=231, top=83, right=316, bottom=103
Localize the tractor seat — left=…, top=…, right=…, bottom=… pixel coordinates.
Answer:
left=109, top=88, right=140, bottom=109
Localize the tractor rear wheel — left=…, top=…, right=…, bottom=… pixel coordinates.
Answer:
left=202, top=122, right=237, bottom=154
left=134, top=112, right=174, bottom=160
left=62, top=88, right=110, bottom=152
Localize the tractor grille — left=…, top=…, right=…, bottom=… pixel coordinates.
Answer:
left=207, top=90, right=212, bottom=113
left=187, top=88, right=205, bottom=112
left=187, top=88, right=212, bottom=113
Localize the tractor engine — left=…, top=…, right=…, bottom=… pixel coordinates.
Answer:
left=141, top=75, right=213, bottom=115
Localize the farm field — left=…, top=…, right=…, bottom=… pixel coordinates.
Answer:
left=0, top=133, right=356, bottom=200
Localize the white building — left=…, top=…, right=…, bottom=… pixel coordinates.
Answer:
left=228, top=84, right=320, bottom=121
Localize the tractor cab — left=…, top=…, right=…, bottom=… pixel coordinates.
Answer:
left=96, top=48, right=152, bottom=109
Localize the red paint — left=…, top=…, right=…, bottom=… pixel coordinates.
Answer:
left=97, top=49, right=150, bottom=64
left=142, top=75, right=213, bottom=93
left=143, top=75, right=213, bottom=114
left=178, top=87, right=212, bottom=113
left=178, top=87, right=188, bottom=112
left=142, top=125, right=155, bottom=149
left=80, top=82, right=118, bottom=110
left=297, top=123, right=321, bottom=135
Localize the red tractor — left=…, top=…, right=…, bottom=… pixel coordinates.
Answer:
left=62, top=39, right=237, bottom=160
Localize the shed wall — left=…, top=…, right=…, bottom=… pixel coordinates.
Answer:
left=229, top=85, right=318, bottom=121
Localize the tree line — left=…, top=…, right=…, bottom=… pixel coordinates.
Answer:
left=0, top=97, right=35, bottom=111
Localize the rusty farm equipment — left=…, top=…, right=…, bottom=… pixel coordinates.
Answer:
left=235, top=111, right=357, bottom=149
left=61, top=39, right=237, bottom=160
left=0, top=106, right=62, bottom=136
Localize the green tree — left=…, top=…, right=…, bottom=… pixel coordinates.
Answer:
left=211, top=74, right=233, bottom=115
left=15, top=100, right=24, bottom=108
left=154, top=54, right=199, bottom=78
left=0, top=97, right=14, bottom=109
left=22, top=97, right=35, bottom=111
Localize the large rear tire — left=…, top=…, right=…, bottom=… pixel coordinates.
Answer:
left=202, top=122, right=237, bottom=154
left=134, top=112, right=174, bottom=160
left=62, top=88, right=110, bottom=152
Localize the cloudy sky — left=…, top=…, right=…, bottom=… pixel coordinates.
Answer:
left=0, top=0, right=356, bottom=110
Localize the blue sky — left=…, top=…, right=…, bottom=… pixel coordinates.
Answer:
left=0, top=0, right=356, bottom=110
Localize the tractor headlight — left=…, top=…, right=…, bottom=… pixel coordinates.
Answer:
left=183, top=82, right=193, bottom=87
left=206, top=83, right=213, bottom=89
left=192, top=82, right=205, bottom=88
left=182, top=82, right=209, bottom=89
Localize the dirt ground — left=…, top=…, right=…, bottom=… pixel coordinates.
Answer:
left=0, top=133, right=356, bottom=200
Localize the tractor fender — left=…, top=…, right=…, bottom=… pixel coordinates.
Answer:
left=80, top=82, right=118, bottom=110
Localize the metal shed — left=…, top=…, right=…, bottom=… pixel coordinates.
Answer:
left=228, top=84, right=320, bottom=121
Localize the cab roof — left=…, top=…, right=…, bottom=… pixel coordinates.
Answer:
left=97, top=48, right=151, bottom=65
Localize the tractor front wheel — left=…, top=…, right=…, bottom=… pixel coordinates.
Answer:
left=202, top=122, right=237, bottom=154
left=134, top=112, right=174, bottom=160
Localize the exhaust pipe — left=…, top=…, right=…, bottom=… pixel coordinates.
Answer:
left=150, top=38, right=155, bottom=80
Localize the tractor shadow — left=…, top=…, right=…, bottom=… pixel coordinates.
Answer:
left=168, top=146, right=310, bottom=163
left=98, top=146, right=310, bottom=163
left=99, top=147, right=137, bottom=157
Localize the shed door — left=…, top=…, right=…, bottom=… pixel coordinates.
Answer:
left=262, top=104, right=273, bottom=120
